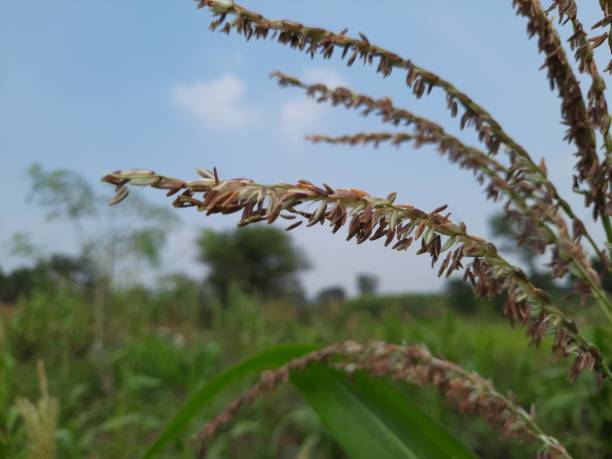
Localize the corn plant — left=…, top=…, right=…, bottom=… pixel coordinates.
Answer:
left=102, top=0, right=612, bottom=457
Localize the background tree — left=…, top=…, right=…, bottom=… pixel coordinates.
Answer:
left=197, top=226, right=309, bottom=304
left=1, top=249, right=99, bottom=304
left=23, top=164, right=178, bottom=280
left=14, top=164, right=178, bottom=346
left=356, top=273, right=379, bottom=297
left=315, top=286, right=346, bottom=305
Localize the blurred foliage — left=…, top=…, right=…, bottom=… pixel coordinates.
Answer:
left=355, top=273, right=379, bottom=297
left=316, top=286, right=346, bottom=305
left=342, top=293, right=445, bottom=320
left=27, top=164, right=96, bottom=221
left=0, top=255, right=98, bottom=304
left=17, top=164, right=178, bottom=285
left=2, top=277, right=611, bottom=458
left=445, top=280, right=481, bottom=315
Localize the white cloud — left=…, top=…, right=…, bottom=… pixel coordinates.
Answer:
left=279, top=67, right=347, bottom=143
left=302, top=67, right=348, bottom=89
left=172, top=74, right=261, bottom=131
left=279, top=98, right=326, bottom=143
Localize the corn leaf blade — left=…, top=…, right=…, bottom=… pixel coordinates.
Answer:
left=292, top=364, right=478, bottom=459
left=142, top=343, right=317, bottom=459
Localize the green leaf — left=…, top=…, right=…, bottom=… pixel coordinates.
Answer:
left=292, top=365, right=478, bottom=459
left=141, top=343, right=317, bottom=459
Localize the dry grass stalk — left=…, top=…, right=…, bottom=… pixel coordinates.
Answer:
left=595, top=1, right=612, bottom=221
left=308, top=129, right=529, bottom=210
left=307, top=129, right=536, bottom=227
left=271, top=72, right=609, bottom=315
left=16, top=360, right=59, bottom=459
left=102, top=169, right=612, bottom=380
left=538, top=0, right=612, bottom=245
left=196, top=343, right=343, bottom=457
left=195, top=341, right=573, bottom=459
left=193, top=0, right=519, bottom=158
left=273, top=75, right=511, bottom=186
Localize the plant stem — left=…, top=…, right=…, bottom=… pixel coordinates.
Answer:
left=572, top=261, right=612, bottom=325
left=602, top=215, right=612, bottom=258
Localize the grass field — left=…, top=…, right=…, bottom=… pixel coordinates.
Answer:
left=2, top=286, right=611, bottom=458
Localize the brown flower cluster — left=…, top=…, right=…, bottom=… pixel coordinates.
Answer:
left=594, top=0, right=612, bottom=73
left=308, top=130, right=527, bottom=214
left=102, top=169, right=611, bottom=381
left=195, top=0, right=612, bottom=287
left=272, top=73, right=608, bottom=313
left=195, top=341, right=573, bottom=459
left=512, top=0, right=610, bottom=223
left=193, top=0, right=612, bottom=303
left=192, top=4, right=541, bottom=180
left=271, top=73, right=538, bottom=210
left=101, top=2, right=612, bottom=457
left=545, top=0, right=611, bottom=145
left=271, top=73, right=509, bottom=190
left=196, top=0, right=611, bottom=226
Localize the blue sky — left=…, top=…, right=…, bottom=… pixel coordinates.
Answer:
left=1, top=1, right=610, bottom=295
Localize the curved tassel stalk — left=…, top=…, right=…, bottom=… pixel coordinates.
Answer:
left=102, top=169, right=612, bottom=380
left=270, top=72, right=608, bottom=313
left=195, top=341, right=574, bottom=459
left=195, top=0, right=610, bottom=226
left=307, top=130, right=611, bottom=321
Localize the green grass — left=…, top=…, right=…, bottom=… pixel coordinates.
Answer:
left=1, top=288, right=611, bottom=458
